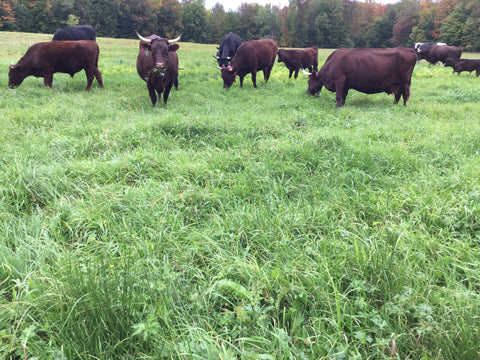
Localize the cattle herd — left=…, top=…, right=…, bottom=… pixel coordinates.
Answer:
left=7, top=26, right=480, bottom=107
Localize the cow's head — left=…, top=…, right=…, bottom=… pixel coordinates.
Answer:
left=8, top=63, right=25, bottom=88
left=303, top=69, right=322, bottom=96
left=136, top=31, right=180, bottom=74
left=217, top=65, right=236, bottom=88
left=277, top=49, right=284, bottom=63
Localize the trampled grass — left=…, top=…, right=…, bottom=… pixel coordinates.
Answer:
left=1, top=32, right=480, bottom=359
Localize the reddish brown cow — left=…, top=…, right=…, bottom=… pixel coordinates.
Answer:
left=136, top=32, right=180, bottom=106
left=277, top=47, right=318, bottom=79
left=444, top=58, right=480, bottom=77
left=217, top=39, right=278, bottom=88
left=304, top=47, right=417, bottom=107
left=418, top=45, right=462, bottom=64
left=8, top=40, right=103, bottom=91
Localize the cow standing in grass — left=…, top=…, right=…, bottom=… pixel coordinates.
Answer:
left=217, top=39, right=278, bottom=88
left=444, top=58, right=480, bottom=77
left=52, top=25, right=96, bottom=41
left=277, top=47, right=318, bottom=79
left=136, top=31, right=181, bottom=106
left=304, top=47, right=417, bottom=107
left=214, top=32, right=242, bottom=67
left=8, top=40, right=103, bottom=91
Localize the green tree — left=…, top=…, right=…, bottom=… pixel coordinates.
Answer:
left=209, top=3, right=228, bottom=44
left=181, top=0, right=210, bottom=43
left=83, top=0, right=119, bottom=37
left=255, top=4, right=281, bottom=40
left=439, top=4, right=465, bottom=46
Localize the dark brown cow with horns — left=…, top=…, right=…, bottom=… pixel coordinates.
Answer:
left=217, top=39, right=278, bottom=88
left=136, top=31, right=181, bottom=106
left=304, top=47, right=417, bottom=107
left=8, top=40, right=103, bottom=91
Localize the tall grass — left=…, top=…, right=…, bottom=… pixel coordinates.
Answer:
left=1, top=32, right=480, bottom=359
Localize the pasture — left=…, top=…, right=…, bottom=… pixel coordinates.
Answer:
left=1, top=32, right=480, bottom=359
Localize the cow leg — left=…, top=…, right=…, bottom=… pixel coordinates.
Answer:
left=94, top=68, right=104, bottom=88
left=174, top=76, right=179, bottom=90
left=250, top=73, right=257, bottom=88
left=288, top=69, right=293, bottom=78
left=401, top=84, right=411, bottom=106
left=85, top=69, right=95, bottom=91
left=148, top=85, right=158, bottom=106
left=476, top=69, right=480, bottom=77
left=43, top=73, right=53, bottom=88
left=163, top=83, right=173, bottom=106
left=294, top=69, right=299, bottom=79
left=239, top=76, right=245, bottom=87
left=264, top=67, right=272, bottom=83
left=334, top=79, right=346, bottom=107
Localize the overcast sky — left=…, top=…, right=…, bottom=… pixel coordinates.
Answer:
left=203, top=0, right=399, bottom=11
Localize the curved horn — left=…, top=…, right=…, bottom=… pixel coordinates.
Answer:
left=135, top=30, right=151, bottom=43
left=216, top=66, right=223, bottom=70
left=168, top=34, right=181, bottom=43
left=213, top=55, right=220, bottom=59
left=226, top=56, right=231, bottom=60
left=302, top=68, right=312, bottom=76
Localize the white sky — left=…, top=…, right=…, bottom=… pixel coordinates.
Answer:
left=203, top=0, right=399, bottom=11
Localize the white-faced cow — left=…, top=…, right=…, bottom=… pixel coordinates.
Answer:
left=277, top=47, right=318, bottom=79
left=444, top=58, right=480, bottom=77
left=214, top=32, right=242, bottom=67
left=217, top=39, right=278, bottom=88
left=52, top=25, right=96, bottom=41
left=417, top=45, right=461, bottom=64
left=136, top=31, right=181, bottom=106
left=304, top=47, right=417, bottom=107
left=8, top=40, right=103, bottom=91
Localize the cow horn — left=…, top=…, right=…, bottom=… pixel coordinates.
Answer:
left=216, top=66, right=223, bottom=70
left=168, top=34, right=181, bottom=43
left=135, top=30, right=151, bottom=43
left=302, top=69, right=312, bottom=76
left=226, top=56, right=231, bottom=60
left=213, top=55, right=220, bottom=59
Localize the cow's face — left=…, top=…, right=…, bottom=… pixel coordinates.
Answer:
left=277, top=50, right=284, bottom=63
left=142, top=37, right=179, bottom=72
left=306, top=71, right=323, bottom=96
left=219, top=66, right=236, bottom=88
left=8, top=64, right=25, bottom=88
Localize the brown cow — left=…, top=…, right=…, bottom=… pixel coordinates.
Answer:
left=136, top=31, right=180, bottom=106
left=304, top=47, right=417, bottom=107
left=444, top=58, right=480, bottom=77
left=217, top=39, right=278, bottom=88
left=8, top=40, right=103, bottom=91
left=418, top=45, right=462, bottom=64
left=277, top=47, right=318, bottom=79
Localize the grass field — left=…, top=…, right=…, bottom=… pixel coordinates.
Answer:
left=1, top=32, right=480, bottom=359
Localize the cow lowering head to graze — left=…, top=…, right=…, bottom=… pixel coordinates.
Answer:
left=277, top=47, right=318, bottom=79
left=444, top=58, right=480, bottom=77
left=304, top=47, right=417, bottom=108
left=217, top=39, right=278, bottom=88
left=52, top=25, right=96, bottom=41
left=214, top=32, right=242, bottom=67
left=417, top=45, right=461, bottom=64
left=8, top=40, right=103, bottom=91
left=136, top=31, right=181, bottom=106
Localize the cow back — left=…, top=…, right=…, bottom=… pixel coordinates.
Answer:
left=231, top=39, right=278, bottom=73
left=53, top=25, right=96, bottom=41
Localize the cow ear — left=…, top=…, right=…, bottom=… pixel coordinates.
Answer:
left=141, top=42, right=152, bottom=51
left=169, top=44, right=179, bottom=52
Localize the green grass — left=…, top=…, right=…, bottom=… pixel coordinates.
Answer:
left=1, top=31, right=480, bottom=359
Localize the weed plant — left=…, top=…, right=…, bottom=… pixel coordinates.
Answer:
left=1, top=32, right=480, bottom=359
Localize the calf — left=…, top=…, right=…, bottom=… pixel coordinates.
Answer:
left=8, top=40, right=103, bottom=91
left=277, top=47, right=318, bottom=79
left=444, top=58, right=480, bottom=77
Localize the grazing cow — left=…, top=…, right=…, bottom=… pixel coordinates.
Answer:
left=277, top=47, right=318, bottom=79
left=417, top=45, right=461, bottom=64
left=136, top=31, right=181, bottom=106
left=8, top=40, right=103, bottom=91
left=217, top=39, right=278, bottom=88
left=214, top=32, right=242, bottom=67
left=444, top=58, right=480, bottom=77
left=52, top=25, right=96, bottom=41
left=304, top=47, right=417, bottom=107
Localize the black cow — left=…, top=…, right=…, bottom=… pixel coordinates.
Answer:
left=136, top=31, right=180, bottom=106
left=277, top=47, right=318, bottom=79
left=52, top=25, right=96, bottom=41
left=444, top=58, right=480, bottom=77
left=412, top=42, right=445, bottom=53
left=217, top=39, right=278, bottom=88
left=8, top=40, right=103, bottom=91
left=417, top=45, right=461, bottom=64
left=214, top=32, right=242, bottom=67
left=304, top=47, right=417, bottom=107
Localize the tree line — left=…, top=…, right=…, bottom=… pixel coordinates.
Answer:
left=1, top=0, right=479, bottom=51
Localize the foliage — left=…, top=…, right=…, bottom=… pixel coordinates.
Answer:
left=2, top=31, right=480, bottom=359
left=2, top=0, right=480, bottom=50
